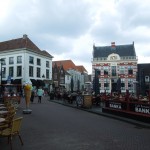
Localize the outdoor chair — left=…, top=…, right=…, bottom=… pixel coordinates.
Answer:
left=0, top=110, right=16, bottom=130
left=0, top=117, right=24, bottom=150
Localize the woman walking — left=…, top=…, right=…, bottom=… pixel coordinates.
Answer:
left=37, top=87, right=44, bottom=103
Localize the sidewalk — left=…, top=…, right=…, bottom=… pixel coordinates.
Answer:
left=50, top=98, right=150, bottom=128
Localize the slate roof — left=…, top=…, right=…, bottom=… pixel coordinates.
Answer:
left=93, top=43, right=136, bottom=58
left=0, top=35, right=53, bottom=58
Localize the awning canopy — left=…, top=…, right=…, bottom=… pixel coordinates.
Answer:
left=12, top=79, right=21, bottom=84
left=37, top=80, right=45, bottom=87
left=30, top=79, right=38, bottom=86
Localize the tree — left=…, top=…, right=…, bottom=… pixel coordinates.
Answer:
left=93, top=69, right=100, bottom=96
left=71, top=77, right=74, bottom=93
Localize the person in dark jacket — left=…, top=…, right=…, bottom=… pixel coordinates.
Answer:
left=30, top=90, right=35, bottom=103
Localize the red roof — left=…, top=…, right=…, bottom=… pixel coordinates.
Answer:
left=53, top=60, right=76, bottom=70
left=76, top=65, right=87, bottom=73
left=53, top=60, right=87, bottom=73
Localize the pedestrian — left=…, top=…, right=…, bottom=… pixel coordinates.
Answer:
left=37, top=87, right=44, bottom=103
left=30, top=90, right=35, bottom=103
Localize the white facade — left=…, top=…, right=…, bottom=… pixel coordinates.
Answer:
left=0, top=48, right=53, bottom=85
left=67, top=69, right=84, bottom=91
left=65, top=74, right=71, bottom=92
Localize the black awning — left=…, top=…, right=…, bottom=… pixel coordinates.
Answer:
left=30, top=79, right=37, bottom=86
left=37, top=80, right=45, bottom=87
left=12, top=79, right=21, bottom=84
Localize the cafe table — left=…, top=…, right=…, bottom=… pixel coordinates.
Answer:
left=0, top=110, right=8, bottom=115
left=0, top=106, right=7, bottom=110
left=0, top=117, right=5, bottom=123
left=139, top=98, right=149, bottom=103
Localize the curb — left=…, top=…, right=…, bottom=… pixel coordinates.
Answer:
left=50, top=100, right=150, bottom=129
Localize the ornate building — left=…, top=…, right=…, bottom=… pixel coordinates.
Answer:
left=92, top=42, right=138, bottom=93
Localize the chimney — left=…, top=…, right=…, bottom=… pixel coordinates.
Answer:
left=23, top=34, right=28, bottom=39
left=111, top=42, right=115, bottom=48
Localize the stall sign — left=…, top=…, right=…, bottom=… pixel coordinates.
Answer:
left=135, top=104, right=150, bottom=114
left=109, top=102, right=122, bottom=110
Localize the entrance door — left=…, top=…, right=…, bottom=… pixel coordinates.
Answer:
left=112, top=83, right=117, bottom=92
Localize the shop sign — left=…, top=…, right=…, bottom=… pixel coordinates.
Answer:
left=135, top=105, right=150, bottom=114
left=109, top=102, right=122, bottom=109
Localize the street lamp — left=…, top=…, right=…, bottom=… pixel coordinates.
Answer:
left=0, top=58, right=4, bottom=98
left=0, top=59, right=4, bottom=84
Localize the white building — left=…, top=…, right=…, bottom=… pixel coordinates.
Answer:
left=52, top=60, right=88, bottom=92
left=0, top=34, right=53, bottom=88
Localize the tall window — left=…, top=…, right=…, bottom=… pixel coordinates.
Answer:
left=46, top=69, right=49, bottom=79
left=121, top=78, right=125, bottom=90
left=29, top=56, right=34, bottom=64
left=37, top=67, right=40, bottom=77
left=104, top=79, right=109, bottom=90
left=17, top=66, right=22, bottom=77
left=17, top=56, right=22, bottom=63
left=104, top=66, right=109, bottom=75
left=119, top=66, right=125, bottom=74
left=9, top=67, right=14, bottom=77
left=111, top=66, right=116, bottom=76
left=104, top=83, right=109, bottom=90
left=128, top=66, right=133, bottom=75
left=46, top=61, right=49, bottom=68
left=29, top=66, right=34, bottom=77
left=128, top=78, right=133, bottom=90
left=37, top=58, right=41, bottom=66
left=9, top=57, right=14, bottom=64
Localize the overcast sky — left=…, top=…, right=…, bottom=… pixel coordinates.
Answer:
left=0, top=0, right=150, bottom=74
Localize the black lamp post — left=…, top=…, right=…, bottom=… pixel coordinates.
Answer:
left=0, top=59, right=4, bottom=84
left=0, top=58, right=4, bottom=97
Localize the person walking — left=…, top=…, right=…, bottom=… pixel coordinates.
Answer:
left=37, top=87, right=44, bottom=103
left=30, top=90, right=35, bottom=103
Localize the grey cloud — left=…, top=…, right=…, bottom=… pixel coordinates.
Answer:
left=116, top=0, right=150, bottom=29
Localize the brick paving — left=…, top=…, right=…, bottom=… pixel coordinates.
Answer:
left=0, top=96, right=150, bottom=150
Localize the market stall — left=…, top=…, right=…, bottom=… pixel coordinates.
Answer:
left=0, top=84, right=22, bottom=108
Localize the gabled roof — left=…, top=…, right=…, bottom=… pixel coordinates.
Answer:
left=93, top=42, right=136, bottom=58
left=53, top=60, right=76, bottom=70
left=76, top=65, right=87, bottom=73
left=0, top=34, right=53, bottom=58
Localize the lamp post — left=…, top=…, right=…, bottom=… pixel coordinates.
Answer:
left=0, top=59, right=4, bottom=98
left=0, top=59, right=4, bottom=84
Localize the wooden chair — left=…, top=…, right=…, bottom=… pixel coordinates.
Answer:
left=0, top=117, right=24, bottom=150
